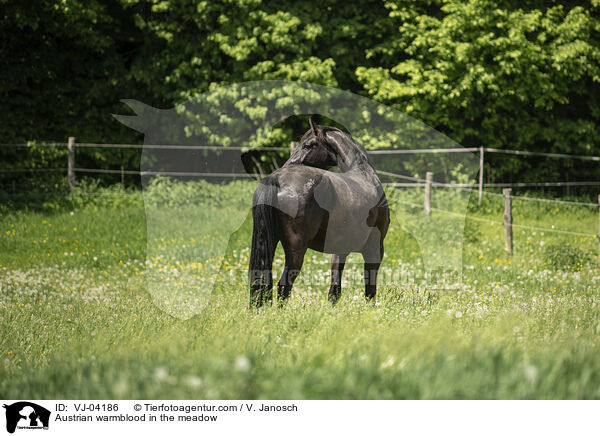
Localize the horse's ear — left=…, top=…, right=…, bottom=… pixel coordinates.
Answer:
left=309, top=117, right=319, bottom=137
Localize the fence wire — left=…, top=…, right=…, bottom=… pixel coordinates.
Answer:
left=3, top=141, right=600, bottom=209
left=387, top=198, right=597, bottom=238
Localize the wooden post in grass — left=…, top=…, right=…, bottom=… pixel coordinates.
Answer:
left=503, top=188, right=513, bottom=255
left=424, top=171, right=433, bottom=216
left=121, top=166, right=125, bottom=189
left=67, top=137, right=76, bottom=192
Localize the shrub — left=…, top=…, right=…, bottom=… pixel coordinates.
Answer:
left=144, top=176, right=255, bottom=209
left=543, top=243, right=593, bottom=270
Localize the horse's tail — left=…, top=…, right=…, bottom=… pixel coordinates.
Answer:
left=249, top=181, right=278, bottom=306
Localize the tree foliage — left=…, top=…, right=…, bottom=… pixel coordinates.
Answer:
left=357, top=0, right=600, bottom=182
left=2, top=0, right=600, bottom=186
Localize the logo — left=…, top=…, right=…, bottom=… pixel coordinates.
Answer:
left=3, top=402, right=50, bottom=434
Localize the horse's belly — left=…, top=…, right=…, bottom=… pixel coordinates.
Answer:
left=313, top=177, right=382, bottom=253
left=320, top=212, right=373, bottom=253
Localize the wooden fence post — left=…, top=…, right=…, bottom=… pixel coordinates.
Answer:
left=478, top=146, right=484, bottom=206
left=424, top=171, right=433, bottom=215
left=121, top=165, right=125, bottom=189
left=503, top=188, right=513, bottom=255
left=67, top=137, right=76, bottom=192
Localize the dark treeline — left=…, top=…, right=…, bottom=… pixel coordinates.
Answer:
left=2, top=0, right=600, bottom=191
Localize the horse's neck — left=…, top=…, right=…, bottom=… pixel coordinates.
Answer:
left=335, top=143, right=376, bottom=177
left=339, top=154, right=384, bottom=199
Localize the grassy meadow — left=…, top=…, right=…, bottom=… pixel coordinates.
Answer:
left=1, top=179, right=599, bottom=399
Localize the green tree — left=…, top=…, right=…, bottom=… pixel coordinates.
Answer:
left=125, top=0, right=394, bottom=160
left=356, top=0, right=600, bottom=183
left=132, top=0, right=392, bottom=97
left=0, top=0, right=160, bottom=186
left=4, top=0, right=600, bottom=190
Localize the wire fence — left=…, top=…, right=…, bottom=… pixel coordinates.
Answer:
left=2, top=140, right=600, bottom=258
left=2, top=140, right=599, bottom=192
left=5, top=144, right=599, bottom=182
left=387, top=198, right=598, bottom=238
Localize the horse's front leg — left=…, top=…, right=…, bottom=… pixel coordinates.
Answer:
left=328, top=253, right=347, bottom=304
left=277, top=242, right=307, bottom=304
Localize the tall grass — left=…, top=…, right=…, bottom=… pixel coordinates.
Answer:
left=0, top=180, right=599, bottom=399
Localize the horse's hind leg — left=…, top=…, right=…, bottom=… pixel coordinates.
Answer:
left=277, top=239, right=307, bottom=304
left=249, top=236, right=278, bottom=308
left=328, top=253, right=347, bottom=305
left=362, top=237, right=384, bottom=301
left=250, top=264, right=276, bottom=308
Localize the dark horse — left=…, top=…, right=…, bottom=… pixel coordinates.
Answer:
left=249, top=119, right=390, bottom=307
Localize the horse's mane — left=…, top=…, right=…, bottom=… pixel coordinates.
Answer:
left=324, top=127, right=369, bottom=165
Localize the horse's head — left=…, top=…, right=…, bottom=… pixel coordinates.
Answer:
left=284, top=118, right=338, bottom=169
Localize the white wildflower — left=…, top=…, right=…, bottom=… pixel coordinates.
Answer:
left=153, top=366, right=169, bottom=382
left=234, top=356, right=251, bottom=372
